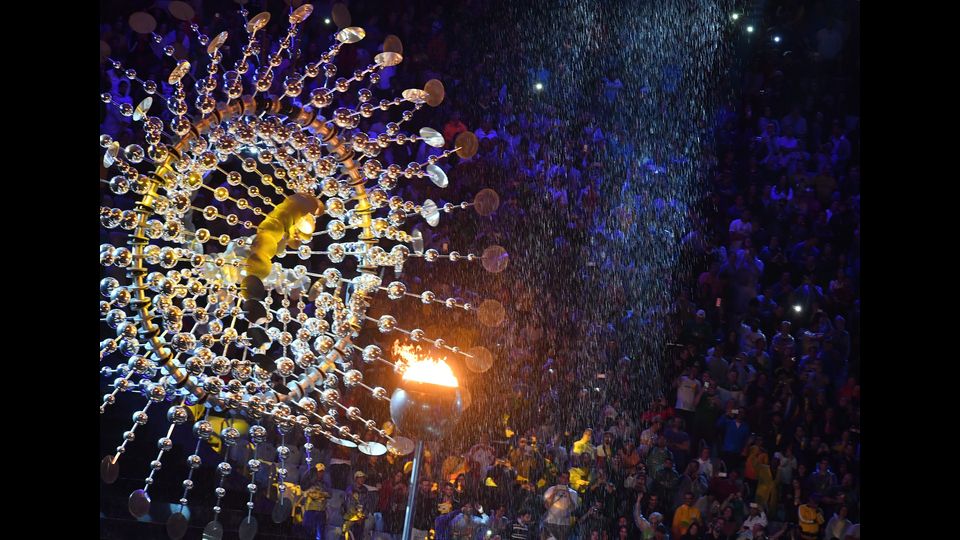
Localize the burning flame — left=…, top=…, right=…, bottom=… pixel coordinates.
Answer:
left=392, top=340, right=459, bottom=388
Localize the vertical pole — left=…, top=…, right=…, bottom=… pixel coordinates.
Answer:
left=401, top=440, right=425, bottom=540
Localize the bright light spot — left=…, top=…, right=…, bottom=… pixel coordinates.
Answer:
left=534, top=82, right=544, bottom=91
left=773, top=36, right=781, bottom=43
left=324, top=18, right=331, bottom=24
left=393, top=340, right=459, bottom=387
left=731, top=13, right=740, bottom=21
left=793, top=305, right=802, bottom=313
left=295, top=214, right=315, bottom=236
left=746, top=25, right=755, bottom=33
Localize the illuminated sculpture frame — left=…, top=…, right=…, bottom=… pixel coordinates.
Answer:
left=99, top=3, right=502, bottom=537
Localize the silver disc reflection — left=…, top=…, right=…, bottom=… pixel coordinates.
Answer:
left=383, top=34, right=403, bottom=54
left=326, top=433, right=358, bottom=448
left=238, top=516, right=258, bottom=540
left=410, top=229, right=424, bottom=254
left=481, top=245, right=509, bottom=273
left=387, top=436, right=416, bottom=456
left=477, top=299, right=506, bottom=327
left=100, top=455, right=119, bottom=484
left=402, top=89, right=429, bottom=104
left=202, top=520, right=224, bottom=540
left=246, top=12, right=271, bottom=33
left=358, top=441, right=388, bottom=456
left=420, top=128, right=445, bottom=148
left=128, top=489, right=151, bottom=518
left=128, top=12, right=157, bottom=34
left=421, top=199, right=440, bottom=227
left=133, top=97, right=153, bottom=122
left=375, top=52, right=403, bottom=67
left=166, top=512, right=189, bottom=539
left=465, top=345, right=494, bottom=373
left=426, top=164, right=448, bottom=188
left=336, top=27, right=366, bottom=44
left=473, top=188, right=500, bottom=216
left=272, top=498, right=292, bottom=523
left=103, top=141, right=120, bottom=167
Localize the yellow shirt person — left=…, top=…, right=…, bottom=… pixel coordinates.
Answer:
left=671, top=494, right=702, bottom=537
left=798, top=501, right=825, bottom=539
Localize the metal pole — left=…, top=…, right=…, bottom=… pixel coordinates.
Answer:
left=401, top=440, right=425, bottom=540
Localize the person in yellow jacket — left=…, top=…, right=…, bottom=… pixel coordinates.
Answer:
left=572, top=429, right=596, bottom=459
left=672, top=492, right=702, bottom=537
left=798, top=496, right=825, bottom=540
left=299, top=480, right=330, bottom=540
left=754, top=461, right=778, bottom=512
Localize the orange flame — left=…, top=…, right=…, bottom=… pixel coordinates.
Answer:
left=392, top=340, right=459, bottom=388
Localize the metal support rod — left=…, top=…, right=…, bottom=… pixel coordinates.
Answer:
left=401, top=440, right=425, bottom=540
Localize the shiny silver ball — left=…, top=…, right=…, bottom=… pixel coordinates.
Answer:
left=158, top=437, right=174, bottom=451
left=249, top=425, right=267, bottom=444
left=167, top=406, right=190, bottom=424
left=221, top=427, right=241, bottom=446
left=193, top=420, right=214, bottom=440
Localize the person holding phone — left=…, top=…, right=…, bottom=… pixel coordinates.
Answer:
left=717, top=407, right=751, bottom=471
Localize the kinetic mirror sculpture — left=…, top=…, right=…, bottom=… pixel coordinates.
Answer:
left=99, top=3, right=502, bottom=538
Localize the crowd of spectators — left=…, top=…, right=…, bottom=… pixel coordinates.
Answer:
left=100, top=1, right=859, bottom=539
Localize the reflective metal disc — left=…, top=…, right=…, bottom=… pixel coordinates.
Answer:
left=128, top=489, right=151, bottom=518
left=166, top=512, right=189, bottom=539
left=207, top=31, right=229, bottom=55
left=383, top=34, right=403, bottom=54
left=289, top=4, right=314, bottom=23
left=410, top=230, right=424, bottom=255
left=387, top=436, right=416, bottom=456
left=401, top=89, right=428, bottom=104
left=103, top=141, right=120, bottom=167
left=100, top=455, right=119, bottom=484
left=421, top=199, right=440, bottom=227
left=202, top=520, right=224, bottom=540
left=426, top=164, right=448, bottom=188
left=247, top=12, right=271, bottom=33
left=419, top=128, right=445, bottom=148
left=133, top=97, right=153, bottom=122
left=424, top=79, right=445, bottom=107
left=168, top=60, right=191, bottom=85
left=331, top=3, right=351, bottom=28
left=168, top=1, right=196, bottom=21
left=129, top=12, right=157, bottom=34
left=336, top=26, right=366, bottom=44
left=473, top=188, right=500, bottom=216
left=358, top=441, right=388, bottom=456
left=272, top=498, right=292, bottom=523
left=455, top=131, right=479, bottom=159
left=239, top=516, right=259, bottom=540
left=374, top=52, right=403, bottom=67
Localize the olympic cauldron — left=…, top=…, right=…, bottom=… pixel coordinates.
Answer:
left=389, top=344, right=463, bottom=540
